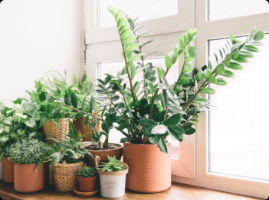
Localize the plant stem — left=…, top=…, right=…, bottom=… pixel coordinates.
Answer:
left=173, top=62, right=185, bottom=91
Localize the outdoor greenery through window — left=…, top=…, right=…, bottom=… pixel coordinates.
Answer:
left=208, top=34, right=269, bottom=182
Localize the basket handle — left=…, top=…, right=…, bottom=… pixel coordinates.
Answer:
left=95, top=155, right=100, bottom=168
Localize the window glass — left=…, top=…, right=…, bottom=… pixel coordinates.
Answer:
left=97, top=0, right=178, bottom=28
left=208, top=0, right=269, bottom=21
left=208, top=34, right=269, bottom=182
left=98, top=57, right=179, bottom=158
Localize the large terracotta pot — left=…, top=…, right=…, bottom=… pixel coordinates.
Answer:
left=14, top=163, right=44, bottom=193
left=78, top=176, right=96, bottom=192
left=123, top=142, right=171, bottom=193
left=85, top=144, right=123, bottom=167
left=3, top=157, right=14, bottom=183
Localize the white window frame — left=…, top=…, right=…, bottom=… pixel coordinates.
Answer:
left=172, top=0, right=269, bottom=199
left=84, top=0, right=195, bottom=179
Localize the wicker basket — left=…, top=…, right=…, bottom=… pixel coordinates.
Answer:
left=53, top=162, right=84, bottom=192
left=80, top=114, right=102, bottom=141
left=43, top=118, right=72, bottom=144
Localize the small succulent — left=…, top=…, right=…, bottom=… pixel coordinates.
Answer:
left=78, top=166, right=97, bottom=178
left=97, top=156, right=126, bottom=172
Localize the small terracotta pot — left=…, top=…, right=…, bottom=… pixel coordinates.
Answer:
left=85, top=144, right=123, bottom=167
left=123, top=142, right=171, bottom=193
left=78, top=176, right=96, bottom=192
left=3, top=157, right=14, bottom=183
left=73, top=118, right=82, bottom=137
left=14, top=163, right=44, bottom=193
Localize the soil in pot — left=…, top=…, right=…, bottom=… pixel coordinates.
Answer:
left=84, top=143, right=123, bottom=167
left=123, top=142, right=171, bottom=193
left=14, top=163, right=44, bottom=193
left=78, top=176, right=97, bottom=192
left=3, top=156, right=14, bottom=183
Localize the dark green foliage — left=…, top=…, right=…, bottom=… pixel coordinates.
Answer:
left=78, top=166, right=97, bottom=178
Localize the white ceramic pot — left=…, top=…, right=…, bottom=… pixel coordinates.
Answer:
left=99, top=174, right=127, bottom=198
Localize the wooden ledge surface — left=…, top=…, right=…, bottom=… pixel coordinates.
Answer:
left=0, top=180, right=261, bottom=200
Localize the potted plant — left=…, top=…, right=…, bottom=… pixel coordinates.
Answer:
left=93, top=6, right=264, bottom=193
left=96, top=155, right=128, bottom=198
left=6, top=136, right=49, bottom=193
left=77, top=166, right=97, bottom=192
left=26, top=71, right=76, bottom=143
left=45, top=122, right=93, bottom=192
left=72, top=71, right=102, bottom=141
left=0, top=99, right=44, bottom=183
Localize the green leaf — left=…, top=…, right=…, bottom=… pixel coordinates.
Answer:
left=125, top=43, right=141, bottom=53
left=215, top=77, right=227, bottom=86
left=84, top=115, right=89, bottom=128
left=205, top=69, right=211, bottom=79
left=130, top=64, right=136, bottom=79
left=167, top=126, right=184, bottom=140
left=89, top=96, right=94, bottom=113
left=173, top=46, right=178, bottom=59
left=221, top=70, right=234, bottom=78
left=52, top=104, right=62, bottom=114
left=70, top=92, right=78, bottom=108
left=197, top=72, right=203, bottom=81
left=227, top=62, right=243, bottom=70
left=183, top=68, right=193, bottom=73
left=104, top=76, right=112, bottom=85
left=64, top=92, right=71, bottom=106
left=244, top=45, right=259, bottom=52
left=102, top=121, right=110, bottom=133
left=158, top=137, right=168, bottom=154
left=90, top=118, right=97, bottom=131
left=193, top=97, right=208, bottom=104
left=164, top=54, right=172, bottom=69
left=183, top=122, right=196, bottom=135
left=128, top=54, right=143, bottom=65
left=200, top=87, right=215, bottom=94
left=207, top=75, right=216, bottom=83
left=229, top=34, right=237, bottom=45
left=231, top=49, right=240, bottom=60
left=215, top=64, right=225, bottom=75
left=138, top=118, right=158, bottom=128
left=163, top=114, right=181, bottom=126
left=140, top=40, right=153, bottom=48
left=156, top=67, right=165, bottom=81
left=148, top=135, right=160, bottom=144
left=253, top=31, right=264, bottom=41
left=224, top=54, right=231, bottom=66
left=111, top=95, right=119, bottom=102
left=123, top=36, right=137, bottom=45
left=233, top=57, right=248, bottom=63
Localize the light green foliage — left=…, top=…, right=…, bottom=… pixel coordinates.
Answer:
left=97, top=155, right=126, bottom=172
left=7, top=136, right=49, bottom=170
left=0, top=99, right=44, bottom=161
left=78, top=166, right=97, bottom=178
left=45, top=122, right=93, bottom=175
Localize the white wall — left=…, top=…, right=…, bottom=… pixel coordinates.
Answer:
left=0, top=0, right=84, bottom=179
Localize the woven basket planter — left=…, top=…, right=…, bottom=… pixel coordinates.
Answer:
left=80, top=115, right=102, bottom=141
left=43, top=118, right=72, bottom=144
left=53, top=162, right=84, bottom=192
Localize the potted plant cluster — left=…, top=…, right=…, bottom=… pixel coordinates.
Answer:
left=0, top=99, right=44, bottom=183
left=58, top=6, right=265, bottom=194
left=45, top=122, right=93, bottom=192
left=96, top=155, right=128, bottom=198
left=6, top=136, right=49, bottom=193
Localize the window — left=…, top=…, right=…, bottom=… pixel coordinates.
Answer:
left=97, top=0, right=178, bottom=29
left=208, top=0, right=269, bottom=21
left=208, top=34, right=269, bottom=182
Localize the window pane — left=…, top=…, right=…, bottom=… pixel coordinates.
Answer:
left=98, top=57, right=179, bottom=158
left=208, top=34, right=269, bottom=182
left=97, top=0, right=178, bottom=29
left=208, top=0, right=269, bottom=21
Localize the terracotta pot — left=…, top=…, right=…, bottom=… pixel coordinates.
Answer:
left=78, top=176, right=96, bottom=192
left=123, top=142, right=171, bottom=193
left=14, top=163, right=44, bottom=193
left=3, top=157, right=14, bottom=183
left=85, top=144, right=123, bottom=167
left=73, top=118, right=82, bottom=137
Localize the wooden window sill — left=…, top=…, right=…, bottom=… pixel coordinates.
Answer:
left=0, top=180, right=260, bottom=200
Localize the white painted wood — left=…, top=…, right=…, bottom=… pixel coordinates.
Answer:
left=99, top=174, right=126, bottom=198
left=172, top=0, right=269, bottom=199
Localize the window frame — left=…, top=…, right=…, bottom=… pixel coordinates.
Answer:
left=172, top=0, right=269, bottom=199
left=84, top=0, right=196, bottom=178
